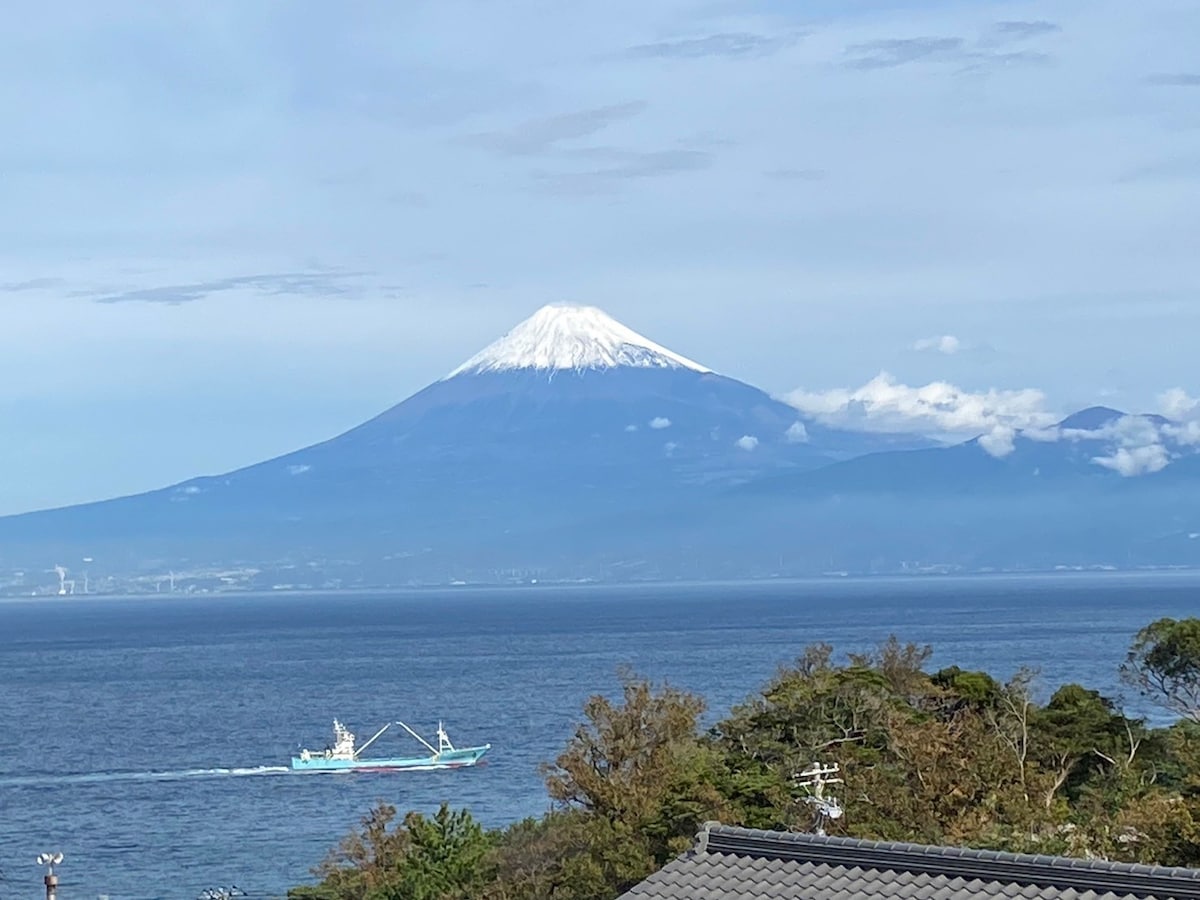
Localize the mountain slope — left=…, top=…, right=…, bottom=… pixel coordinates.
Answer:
left=0, top=305, right=930, bottom=581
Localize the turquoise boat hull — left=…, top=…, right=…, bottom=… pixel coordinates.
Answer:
left=290, top=743, right=490, bottom=772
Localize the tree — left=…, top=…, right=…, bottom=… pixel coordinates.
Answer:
left=1121, top=617, right=1200, bottom=723
left=1029, top=684, right=1143, bottom=809
left=542, top=669, right=727, bottom=861
left=291, top=803, right=492, bottom=900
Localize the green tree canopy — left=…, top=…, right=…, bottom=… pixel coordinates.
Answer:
left=1121, top=617, right=1200, bottom=723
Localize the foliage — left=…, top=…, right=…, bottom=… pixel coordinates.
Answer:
left=289, top=802, right=493, bottom=900
left=1121, top=617, right=1200, bottom=723
left=542, top=668, right=729, bottom=862
left=299, top=622, right=1200, bottom=900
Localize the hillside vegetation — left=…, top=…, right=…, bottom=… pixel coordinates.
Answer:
left=291, top=617, right=1200, bottom=900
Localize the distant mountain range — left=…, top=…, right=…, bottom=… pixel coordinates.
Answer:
left=2, top=305, right=1197, bottom=594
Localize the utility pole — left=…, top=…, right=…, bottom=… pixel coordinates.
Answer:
left=36, top=852, right=63, bottom=900
left=792, top=762, right=845, bottom=836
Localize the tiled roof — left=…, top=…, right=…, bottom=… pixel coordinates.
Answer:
left=620, top=823, right=1200, bottom=900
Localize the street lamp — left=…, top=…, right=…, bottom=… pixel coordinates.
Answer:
left=36, top=852, right=63, bottom=900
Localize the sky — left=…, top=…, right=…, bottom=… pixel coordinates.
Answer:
left=1, top=0, right=1198, bottom=514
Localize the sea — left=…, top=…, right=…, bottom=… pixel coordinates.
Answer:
left=0, top=573, right=1196, bottom=900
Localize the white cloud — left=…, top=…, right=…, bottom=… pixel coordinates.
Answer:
left=785, top=421, right=809, bottom=443
left=978, top=426, right=1016, bottom=458
left=1156, top=388, right=1200, bottom=446
left=663, top=441, right=678, bottom=456
left=912, top=335, right=961, bottom=355
left=735, top=435, right=759, bottom=451
left=287, top=464, right=312, bottom=475
left=1159, top=387, right=1199, bottom=420
left=782, top=372, right=1055, bottom=439
left=1093, top=444, right=1170, bottom=477
left=649, top=416, right=671, bottom=429
left=1167, top=420, right=1200, bottom=447
left=624, top=424, right=638, bottom=432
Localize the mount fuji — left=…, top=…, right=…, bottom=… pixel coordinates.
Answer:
left=0, top=304, right=929, bottom=587
left=6, top=304, right=1199, bottom=591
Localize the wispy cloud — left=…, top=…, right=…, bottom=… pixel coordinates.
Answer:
left=1116, top=155, right=1200, bottom=183
left=533, top=148, right=713, bottom=193
left=463, top=102, right=648, bottom=156
left=625, top=32, right=798, bottom=61
left=764, top=167, right=826, bottom=181
left=1145, top=72, right=1200, bottom=87
left=91, top=272, right=367, bottom=305
left=844, top=37, right=964, bottom=70
left=845, top=22, right=1057, bottom=74
left=0, top=277, right=63, bottom=292
left=982, top=21, right=1061, bottom=46
left=912, top=335, right=961, bottom=355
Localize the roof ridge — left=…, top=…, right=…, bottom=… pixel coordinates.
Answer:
left=696, top=824, right=1200, bottom=898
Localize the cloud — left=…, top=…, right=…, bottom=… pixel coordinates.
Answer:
left=1158, top=389, right=1200, bottom=447
left=979, top=425, right=1016, bottom=458
left=649, top=416, right=671, bottom=429
left=764, top=168, right=826, bottom=182
left=844, top=28, right=1055, bottom=74
left=1093, top=444, right=1170, bottom=477
left=463, top=102, right=648, bottom=156
left=735, top=434, right=759, bottom=451
left=91, top=272, right=366, bottom=305
left=1145, top=73, right=1200, bottom=87
left=533, top=148, right=713, bottom=193
left=1159, top=387, right=1198, bottom=419
left=782, top=372, right=1055, bottom=438
left=844, top=37, right=964, bottom=70
left=912, top=334, right=961, bottom=355
left=624, top=424, right=638, bottom=432
left=785, top=422, right=809, bottom=443
left=625, top=32, right=798, bottom=61
left=1036, top=411, right=1194, bottom=475
left=982, top=21, right=1061, bottom=45
left=287, top=464, right=312, bottom=475
left=1116, top=155, right=1200, bottom=183
left=0, top=277, right=63, bottom=292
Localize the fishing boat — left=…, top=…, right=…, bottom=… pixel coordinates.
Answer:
left=291, top=719, right=490, bottom=772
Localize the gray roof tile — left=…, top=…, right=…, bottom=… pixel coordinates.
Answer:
left=620, top=824, right=1200, bottom=900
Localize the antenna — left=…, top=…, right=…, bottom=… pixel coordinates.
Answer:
left=792, top=761, right=844, bottom=836
left=36, top=852, right=64, bottom=900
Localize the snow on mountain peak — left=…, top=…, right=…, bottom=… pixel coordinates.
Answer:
left=445, top=304, right=712, bottom=378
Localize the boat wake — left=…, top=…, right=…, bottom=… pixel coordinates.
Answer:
left=0, top=765, right=291, bottom=788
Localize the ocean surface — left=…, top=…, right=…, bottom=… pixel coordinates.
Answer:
left=1, top=573, right=1196, bottom=899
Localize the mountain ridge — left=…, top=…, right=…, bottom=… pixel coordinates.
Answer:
left=2, top=305, right=1198, bottom=592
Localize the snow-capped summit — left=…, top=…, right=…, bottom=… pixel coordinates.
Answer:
left=446, top=304, right=711, bottom=378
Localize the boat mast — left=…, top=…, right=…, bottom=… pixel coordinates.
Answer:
left=353, top=723, right=392, bottom=759
left=394, top=720, right=440, bottom=756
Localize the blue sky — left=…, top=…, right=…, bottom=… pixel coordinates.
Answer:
left=2, top=0, right=1198, bottom=514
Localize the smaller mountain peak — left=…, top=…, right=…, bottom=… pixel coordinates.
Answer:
left=1056, top=406, right=1127, bottom=430
left=445, top=304, right=712, bottom=378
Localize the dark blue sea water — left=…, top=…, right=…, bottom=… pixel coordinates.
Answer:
left=1, top=574, right=1196, bottom=899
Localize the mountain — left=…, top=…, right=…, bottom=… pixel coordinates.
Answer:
left=599, top=404, right=1200, bottom=578
left=5, top=305, right=1199, bottom=592
left=0, top=304, right=930, bottom=588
